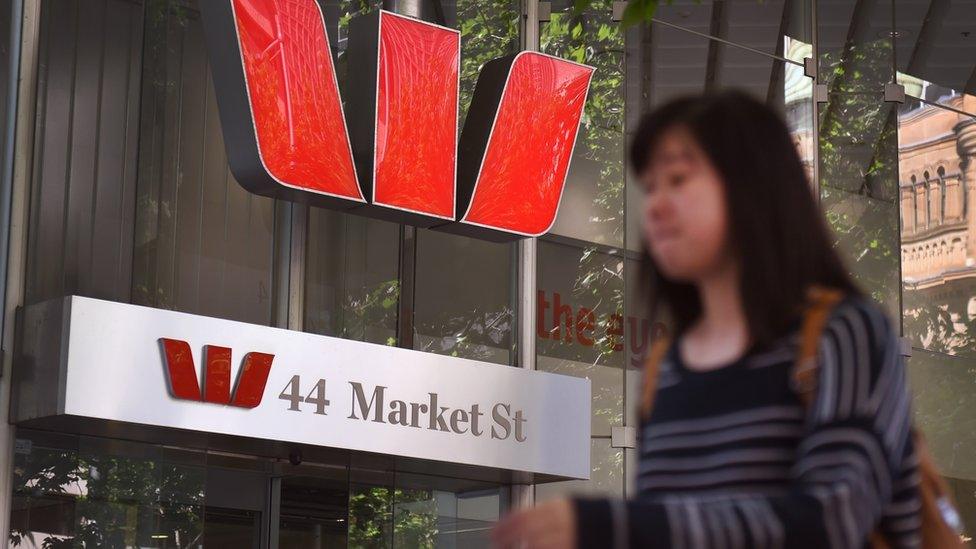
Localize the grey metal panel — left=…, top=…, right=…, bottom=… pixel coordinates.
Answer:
left=26, top=0, right=74, bottom=303
left=132, top=4, right=275, bottom=326
left=134, top=2, right=185, bottom=315
left=25, top=0, right=276, bottom=325
left=24, top=0, right=143, bottom=305
left=90, top=0, right=143, bottom=301
left=173, top=14, right=207, bottom=315
left=62, top=0, right=105, bottom=296
left=131, top=1, right=166, bottom=310
left=199, top=72, right=230, bottom=318
left=10, top=296, right=68, bottom=422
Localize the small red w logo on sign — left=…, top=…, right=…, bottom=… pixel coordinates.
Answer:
left=160, top=338, right=274, bottom=408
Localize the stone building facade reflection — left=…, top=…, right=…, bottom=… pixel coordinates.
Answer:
left=900, top=90, right=976, bottom=353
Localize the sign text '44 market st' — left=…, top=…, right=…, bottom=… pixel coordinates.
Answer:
left=160, top=338, right=529, bottom=442
left=201, top=1, right=594, bottom=241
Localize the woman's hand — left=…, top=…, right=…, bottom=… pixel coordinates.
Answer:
left=491, top=498, right=577, bottom=549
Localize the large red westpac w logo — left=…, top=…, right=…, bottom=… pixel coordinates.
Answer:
left=200, top=1, right=594, bottom=241
left=160, top=338, right=274, bottom=408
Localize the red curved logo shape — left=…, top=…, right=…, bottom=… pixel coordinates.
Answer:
left=160, top=338, right=274, bottom=408
left=200, top=1, right=593, bottom=241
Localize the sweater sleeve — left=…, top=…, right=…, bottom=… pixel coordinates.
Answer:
left=574, top=300, right=921, bottom=549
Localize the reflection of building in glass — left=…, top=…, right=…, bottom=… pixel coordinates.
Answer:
left=899, top=89, right=976, bottom=352
left=784, top=37, right=815, bottom=183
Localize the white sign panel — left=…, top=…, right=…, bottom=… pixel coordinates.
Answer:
left=55, top=297, right=590, bottom=479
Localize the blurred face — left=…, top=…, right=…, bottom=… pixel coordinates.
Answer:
left=641, top=127, right=734, bottom=282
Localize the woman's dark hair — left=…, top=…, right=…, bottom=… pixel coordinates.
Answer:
left=631, top=91, right=860, bottom=346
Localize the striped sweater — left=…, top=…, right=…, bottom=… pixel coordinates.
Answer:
left=575, top=298, right=921, bottom=548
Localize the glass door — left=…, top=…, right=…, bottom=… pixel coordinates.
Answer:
left=275, top=468, right=350, bottom=548
left=203, top=466, right=269, bottom=548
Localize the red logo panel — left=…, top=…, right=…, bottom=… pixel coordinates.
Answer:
left=232, top=352, right=275, bottom=408
left=459, top=52, right=592, bottom=236
left=160, top=338, right=274, bottom=408
left=161, top=338, right=202, bottom=401
left=229, top=0, right=363, bottom=202
left=373, top=13, right=459, bottom=219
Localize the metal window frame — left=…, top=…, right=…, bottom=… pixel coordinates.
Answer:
left=0, top=0, right=39, bottom=541
left=511, top=0, right=542, bottom=511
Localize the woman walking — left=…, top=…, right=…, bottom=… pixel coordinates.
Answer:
left=492, top=92, right=927, bottom=548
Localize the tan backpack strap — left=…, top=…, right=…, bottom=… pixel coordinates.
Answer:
left=640, top=336, right=672, bottom=421
left=792, top=286, right=845, bottom=408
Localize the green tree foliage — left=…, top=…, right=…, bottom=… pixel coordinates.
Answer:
left=817, top=35, right=901, bottom=316
left=573, top=0, right=688, bottom=27
left=540, top=0, right=627, bottom=365
left=347, top=486, right=438, bottom=548
left=10, top=448, right=204, bottom=548
left=536, top=0, right=628, bottom=490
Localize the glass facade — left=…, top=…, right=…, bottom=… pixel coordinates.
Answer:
left=4, top=0, right=976, bottom=546
left=535, top=2, right=821, bottom=504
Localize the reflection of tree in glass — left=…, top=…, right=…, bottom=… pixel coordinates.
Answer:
left=457, top=0, right=520, bottom=118
left=334, top=0, right=382, bottom=83
left=10, top=448, right=204, bottom=548
left=541, top=0, right=627, bottom=365
left=903, top=292, right=976, bottom=356
left=532, top=5, right=631, bottom=492
left=337, top=278, right=400, bottom=346
left=545, top=1, right=627, bottom=349
left=538, top=2, right=627, bottom=441
left=414, top=303, right=515, bottom=362
left=537, top=245, right=627, bottom=438
left=818, top=40, right=901, bottom=317
left=817, top=37, right=976, bottom=531
left=348, top=486, right=438, bottom=548
left=571, top=0, right=662, bottom=27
